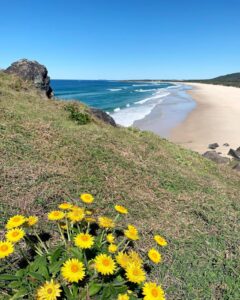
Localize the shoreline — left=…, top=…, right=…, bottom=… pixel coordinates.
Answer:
left=133, top=85, right=196, bottom=137
left=169, top=83, right=240, bottom=155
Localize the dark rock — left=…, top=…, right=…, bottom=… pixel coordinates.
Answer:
left=89, top=108, right=116, bottom=127
left=223, top=143, right=230, bottom=147
left=236, top=147, right=240, bottom=153
left=203, top=151, right=229, bottom=164
left=208, top=143, right=219, bottom=150
left=228, top=149, right=240, bottom=160
left=5, top=59, right=53, bottom=98
left=232, top=163, right=240, bottom=172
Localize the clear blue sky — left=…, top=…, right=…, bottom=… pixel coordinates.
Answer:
left=1, top=0, right=240, bottom=79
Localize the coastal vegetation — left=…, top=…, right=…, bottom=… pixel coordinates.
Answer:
left=185, top=72, right=240, bottom=88
left=0, top=72, right=240, bottom=299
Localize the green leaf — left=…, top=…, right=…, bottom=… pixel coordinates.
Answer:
left=28, top=272, right=45, bottom=282
left=88, top=282, right=102, bottom=296
left=8, top=281, right=22, bottom=289
left=49, top=246, right=64, bottom=263
left=0, top=274, right=19, bottom=281
left=70, top=247, right=83, bottom=260
left=10, top=288, right=28, bottom=299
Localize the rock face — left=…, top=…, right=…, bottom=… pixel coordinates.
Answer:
left=228, top=149, right=240, bottom=160
left=89, top=108, right=116, bottom=127
left=5, top=59, right=53, bottom=98
left=203, top=151, right=229, bottom=164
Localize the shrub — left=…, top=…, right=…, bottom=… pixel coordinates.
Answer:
left=64, top=103, right=91, bottom=125
left=0, top=194, right=167, bottom=299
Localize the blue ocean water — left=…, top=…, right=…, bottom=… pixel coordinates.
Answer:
left=51, top=80, right=176, bottom=126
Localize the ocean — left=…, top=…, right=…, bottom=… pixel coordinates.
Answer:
left=51, top=80, right=177, bottom=126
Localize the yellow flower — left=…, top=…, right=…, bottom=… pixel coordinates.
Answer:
left=124, top=225, right=139, bottom=240
left=37, top=279, right=62, bottom=300
left=0, top=241, right=14, bottom=259
left=154, top=235, right=167, bottom=247
left=67, top=208, right=85, bottom=222
left=85, top=217, right=96, bottom=223
left=125, top=263, right=146, bottom=284
left=80, top=193, right=94, bottom=204
left=116, top=251, right=130, bottom=269
left=118, top=294, right=129, bottom=300
left=6, top=215, right=26, bottom=229
left=48, top=211, right=65, bottom=221
left=142, top=282, right=165, bottom=300
left=148, top=248, right=161, bottom=264
left=86, top=210, right=92, bottom=215
left=106, top=233, right=115, bottom=243
left=61, top=258, right=85, bottom=283
left=128, top=250, right=143, bottom=266
left=27, top=216, right=38, bottom=226
left=6, top=228, right=25, bottom=243
left=74, top=233, right=94, bottom=249
left=58, top=203, right=72, bottom=210
left=94, top=254, right=116, bottom=275
left=108, top=243, right=118, bottom=253
left=115, top=205, right=128, bottom=214
left=60, top=224, right=68, bottom=230
left=98, top=216, right=115, bottom=229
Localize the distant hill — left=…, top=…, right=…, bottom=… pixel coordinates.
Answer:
left=186, top=72, right=240, bottom=88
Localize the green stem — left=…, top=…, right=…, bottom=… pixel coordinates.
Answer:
left=57, top=223, right=67, bottom=246
left=34, top=231, right=49, bottom=253
left=66, top=219, right=71, bottom=241
left=100, top=229, right=105, bottom=244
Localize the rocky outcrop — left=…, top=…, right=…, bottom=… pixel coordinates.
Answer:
left=89, top=108, right=117, bottom=127
left=5, top=59, right=53, bottom=98
left=228, top=148, right=240, bottom=160
left=203, top=151, right=229, bottom=164
left=208, top=143, right=219, bottom=150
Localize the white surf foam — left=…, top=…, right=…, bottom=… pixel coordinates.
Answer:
left=134, top=92, right=170, bottom=104
left=135, top=88, right=157, bottom=92
left=111, top=91, right=171, bottom=127
left=114, top=107, right=121, bottom=112
left=108, top=88, right=122, bottom=92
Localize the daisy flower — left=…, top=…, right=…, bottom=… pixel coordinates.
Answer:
left=61, top=258, right=85, bottom=283
left=94, top=253, right=116, bottom=275
left=154, top=235, right=167, bottom=247
left=0, top=241, right=14, bottom=259
left=36, top=279, right=61, bottom=300
left=48, top=211, right=65, bottom=221
left=114, top=205, right=128, bottom=214
left=148, top=248, right=161, bottom=264
left=6, top=215, right=25, bottom=229
left=74, top=233, right=94, bottom=249
left=80, top=193, right=94, bottom=204
left=142, top=282, right=165, bottom=300
left=6, top=228, right=25, bottom=243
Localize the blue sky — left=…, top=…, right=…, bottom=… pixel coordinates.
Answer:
left=1, top=0, right=240, bottom=79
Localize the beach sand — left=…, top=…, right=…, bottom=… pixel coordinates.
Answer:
left=169, top=83, right=240, bottom=155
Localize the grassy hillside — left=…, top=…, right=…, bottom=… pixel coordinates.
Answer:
left=0, top=72, right=240, bottom=299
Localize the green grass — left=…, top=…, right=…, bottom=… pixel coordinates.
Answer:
left=0, top=72, right=240, bottom=299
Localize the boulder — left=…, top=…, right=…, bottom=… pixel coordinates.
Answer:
left=232, top=163, right=240, bottom=172
left=228, top=149, right=240, bottom=160
left=208, top=143, right=219, bottom=150
left=203, top=151, right=229, bottom=164
left=5, top=59, right=53, bottom=98
left=89, top=108, right=116, bottom=127
left=223, top=143, right=230, bottom=147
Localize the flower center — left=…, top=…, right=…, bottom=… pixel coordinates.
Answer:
left=102, top=259, right=110, bottom=266
left=12, top=231, right=19, bottom=237
left=0, top=245, right=8, bottom=252
left=132, top=269, right=140, bottom=276
left=13, top=217, right=20, bottom=222
left=81, top=236, right=89, bottom=241
left=151, top=288, right=158, bottom=297
left=47, top=288, right=53, bottom=294
left=71, top=264, right=79, bottom=273
left=53, top=212, right=60, bottom=216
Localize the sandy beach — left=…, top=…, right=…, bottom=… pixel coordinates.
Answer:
left=169, top=83, right=240, bottom=155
